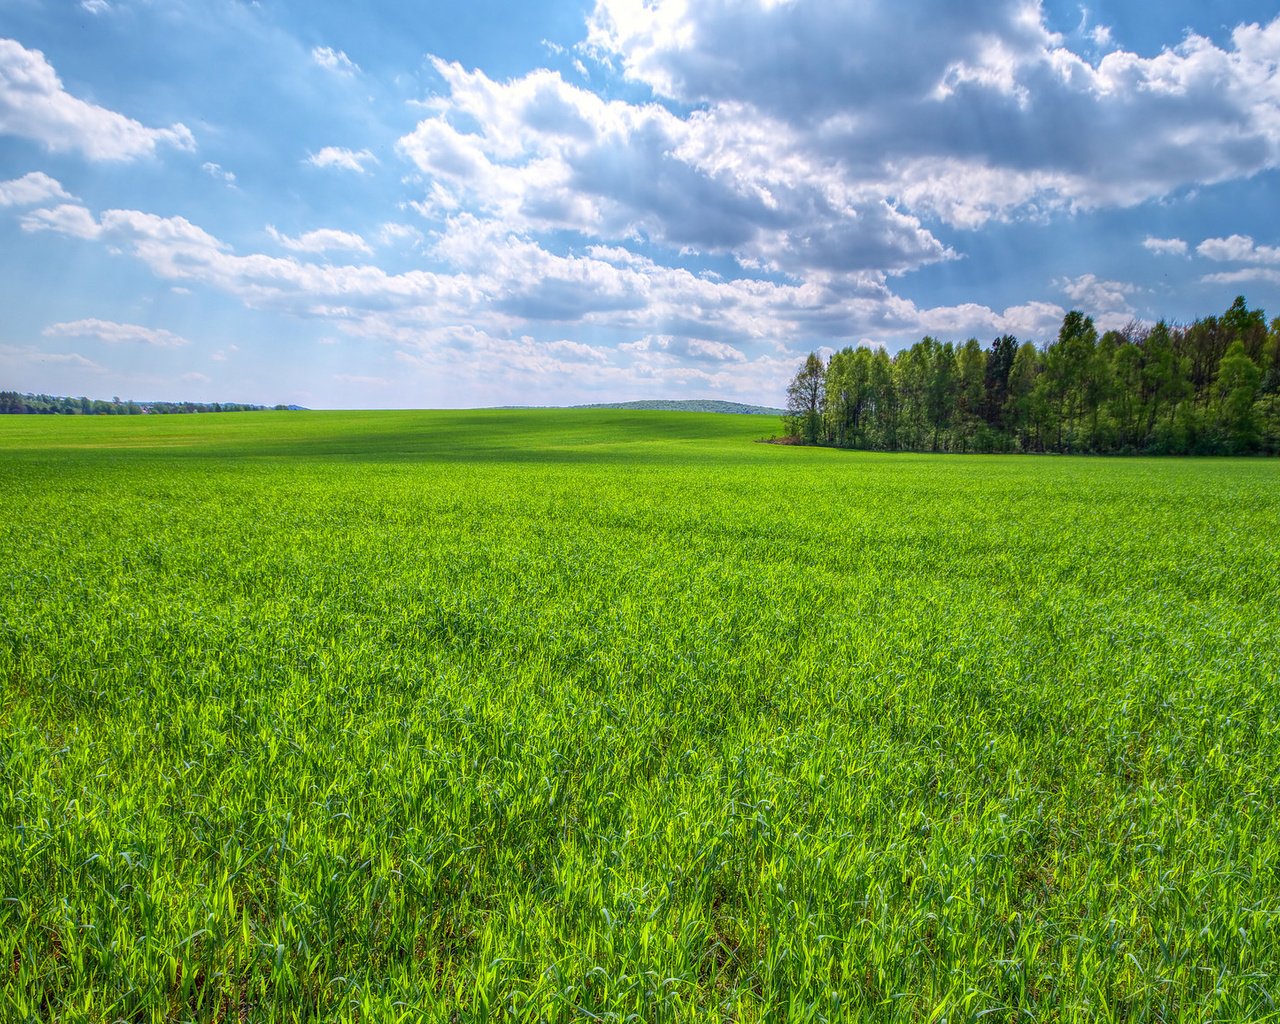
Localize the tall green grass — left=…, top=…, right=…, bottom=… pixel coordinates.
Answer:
left=2, top=410, right=1277, bottom=1021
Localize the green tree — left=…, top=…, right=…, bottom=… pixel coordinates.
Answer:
left=1004, top=342, right=1041, bottom=451
left=786, top=352, right=827, bottom=443
left=983, top=334, right=1018, bottom=429
left=1214, top=341, right=1262, bottom=453
left=868, top=348, right=898, bottom=450
left=955, top=338, right=986, bottom=451
left=925, top=340, right=958, bottom=451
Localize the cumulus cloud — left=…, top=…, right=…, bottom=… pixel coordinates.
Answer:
left=80, top=0, right=110, bottom=13
left=267, top=224, right=373, bottom=256
left=581, top=1, right=1280, bottom=227
left=0, top=38, right=194, bottom=160
left=20, top=197, right=1076, bottom=410
left=312, top=46, right=360, bottom=76
left=1196, top=233, right=1280, bottom=286
left=1143, top=236, right=1188, bottom=256
left=43, top=318, right=191, bottom=347
left=19, top=202, right=102, bottom=238
left=0, top=171, right=71, bottom=206
left=398, top=59, right=951, bottom=276
left=306, top=146, right=377, bottom=173
left=1057, top=273, right=1140, bottom=312
left=390, top=0, right=1280, bottom=310
left=1196, top=234, right=1280, bottom=264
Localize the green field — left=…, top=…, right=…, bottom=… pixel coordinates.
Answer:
left=2, top=410, right=1278, bottom=1023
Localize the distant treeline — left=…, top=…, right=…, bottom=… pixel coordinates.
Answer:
left=0, top=392, right=293, bottom=415
left=784, top=296, right=1280, bottom=455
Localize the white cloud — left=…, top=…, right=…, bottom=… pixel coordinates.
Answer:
left=306, top=146, right=377, bottom=173
left=377, top=222, right=424, bottom=247
left=581, top=2, right=1280, bottom=227
left=312, top=46, right=360, bottom=76
left=398, top=60, right=951, bottom=275
left=1202, top=267, right=1280, bottom=286
left=19, top=203, right=102, bottom=238
left=43, top=318, right=190, bottom=347
left=1196, top=234, right=1280, bottom=264
left=202, top=161, right=236, bottom=186
left=21, top=199, right=1081, bottom=408
left=0, top=343, right=106, bottom=373
left=182, top=371, right=211, bottom=384
left=267, top=225, right=373, bottom=256
left=80, top=0, right=110, bottom=13
left=0, top=171, right=71, bottom=206
left=1196, top=233, right=1280, bottom=286
left=0, top=38, right=194, bottom=160
left=211, top=344, right=239, bottom=362
left=1143, top=236, right=1187, bottom=256
left=1056, top=273, right=1140, bottom=313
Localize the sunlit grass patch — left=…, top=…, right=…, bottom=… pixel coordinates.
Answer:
left=2, top=411, right=1278, bottom=1022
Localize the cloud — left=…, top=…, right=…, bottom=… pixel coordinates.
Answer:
left=0, top=170, right=71, bottom=206
left=19, top=203, right=102, bottom=238
left=211, top=344, right=239, bottom=362
left=1057, top=273, right=1140, bottom=312
left=306, top=146, right=377, bottom=173
left=267, top=224, right=373, bottom=255
left=1196, top=233, right=1280, bottom=286
left=43, top=318, right=190, bottom=347
left=1196, top=234, right=1280, bottom=264
left=0, top=343, right=106, bottom=373
left=0, top=38, right=194, bottom=160
left=312, top=46, right=360, bottom=76
left=582, top=2, right=1280, bottom=227
left=1201, top=267, right=1280, bottom=286
left=80, top=0, right=110, bottom=12
left=182, top=371, right=211, bottom=384
left=398, top=59, right=951, bottom=275
left=1143, top=236, right=1187, bottom=256
left=21, top=198, right=1079, bottom=410
left=202, top=161, right=236, bottom=186
left=377, top=222, right=424, bottom=247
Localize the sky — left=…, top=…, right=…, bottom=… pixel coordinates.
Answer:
left=2, top=0, right=1279, bottom=409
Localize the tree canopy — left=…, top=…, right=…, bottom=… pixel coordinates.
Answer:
left=784, top=297, right=1280, bottom=455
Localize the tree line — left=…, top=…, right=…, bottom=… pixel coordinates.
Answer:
left=0, top=392, right=287, bottom=415
left=784, top=296, right=1280, bottom=455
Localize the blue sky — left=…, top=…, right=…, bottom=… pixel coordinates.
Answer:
left=2, top=0, right=1279, bottom=409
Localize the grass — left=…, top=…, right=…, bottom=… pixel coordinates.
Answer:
left=1, top=409, right=1278, bottom=1022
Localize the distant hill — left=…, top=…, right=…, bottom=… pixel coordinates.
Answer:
left=572, top=399, right=786, bottom=416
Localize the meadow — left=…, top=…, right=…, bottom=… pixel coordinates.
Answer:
left=1, top=409, right=1277, bottom=1023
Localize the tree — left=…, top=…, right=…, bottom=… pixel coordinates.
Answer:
left=786, top=352, right=826, bottom=443
left=983, top=334, right=1018, bottom=429
left=1215, top=341, right=1262, bottom=453
left=955, top=338, right=986, bottom=450
left=925, top=340, right=957, bottom=451
left=823, top=347, right=873, bottom=447
left=1223, top=295, right=1268, bottom=364
left=868, top=347, right=898, bottom=450
left=1004, top=342, right=1041, bottom=451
